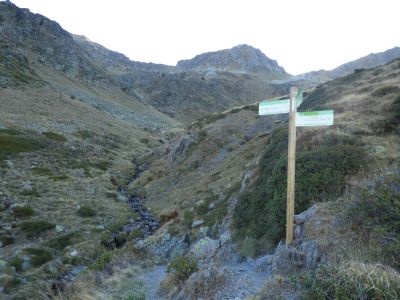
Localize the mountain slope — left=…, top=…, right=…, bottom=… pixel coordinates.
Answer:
left=295, top=47, right=400, bottom=83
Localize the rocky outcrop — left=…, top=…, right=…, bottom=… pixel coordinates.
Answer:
left=177, top=44, right=287, bottom=76
left=271, top=204, right=327, bottom=276
left=169, top=134, right=196, bottom=163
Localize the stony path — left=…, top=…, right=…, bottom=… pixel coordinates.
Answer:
left=217, top=257, right=272, bottom=300
left=137, top=265, right=168, bottom=300
left=135, top=256, right=272, bottom=300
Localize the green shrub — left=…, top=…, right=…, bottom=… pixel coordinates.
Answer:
left=77, top=206, right=97, bottom=218
left=42, top=131, right=67, bottom=142
left=128, top=229, right=144, bottom=240
left=12, top=206, right=34, bottom=218
left=0, top=235, right=15, bottom=246
left=371, top=86, right=400, bottom=97
left=50, top=174, right=70, bottom=181
left=233, top=127, right=368, bottom=245
left=45, top=232, right=81, bottom=250
left=24, top=248, right=52, bottom=266
left=168, top=255, right=197, bottom=281
left=19, top=189, right=41, bottom=197
left=139, top=138, right=149, bottom=144
left=346, top=172, right=400, bottom=269
left=291, top=263, right=400, bottom=300
left=90, top=160, right=112, bottom=171
left=32, top=167, right=52, bottom=176
left=198, top=130, right=208, bottom=140
left=76, top=130, right=93, bottom=139
left=8, top=256, right=23, bottom=272
left=20, top=220, right=55, bottom=237
left=182, top=210, right=194, bottom=229
left=0, top=131, right=43, bottom=161
left=87, top=251, right=113, bottom=272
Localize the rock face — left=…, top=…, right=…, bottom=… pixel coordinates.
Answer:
left=271, top=204, right=327, bottom=276
left=177, top=44, right=287, bottom=76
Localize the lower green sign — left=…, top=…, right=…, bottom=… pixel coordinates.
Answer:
left=296, top=110, right=334, bottom=127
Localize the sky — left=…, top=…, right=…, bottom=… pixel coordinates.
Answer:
left=9, top=0, right=400, bottom=75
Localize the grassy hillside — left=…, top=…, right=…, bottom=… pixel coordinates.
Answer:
left=233, top=59, right=400, bottom=253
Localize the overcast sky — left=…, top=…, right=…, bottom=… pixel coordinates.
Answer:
left=9, top=0, right=400, bottom=75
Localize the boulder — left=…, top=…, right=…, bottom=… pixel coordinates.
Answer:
left=177, top=266, right=226, bottom=300
left=190, top=237, right=220, bottom=260
left=191, top=220, right=204, bottom=228
left=55, top=225, right=65, bottom=233
left=271, top=242, right=304, bottom=276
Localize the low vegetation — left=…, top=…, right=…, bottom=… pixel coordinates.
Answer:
left=42, top=131, right=67, bottom=142
left=291, top=262, right=400, bottom=299
left=12, top=205, right=34, bottom=218
left=24, top=248, right=52, bottom=266
left=233, top=127, right=368, bottom=247
left=76, top=205, right=97, bottom=218
left=0, top=129, right=43, bottom=161
left=20, top=220, right=55, bottom=237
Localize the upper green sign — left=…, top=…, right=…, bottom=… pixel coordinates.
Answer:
left=259, top=90, right=303, bottom=115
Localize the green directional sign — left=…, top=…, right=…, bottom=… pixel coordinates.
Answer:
left=259, top=88, right=303, bottom=115
left=296, top=87, right=303, bottom=108
left=296, top=110, right=334, bottom=127
left=259, top=99, right=290, bottom=115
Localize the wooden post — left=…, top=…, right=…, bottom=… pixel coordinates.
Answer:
left=286, top=87, right=297, bottom=246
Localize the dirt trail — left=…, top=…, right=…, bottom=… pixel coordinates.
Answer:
left=136, top=256, right=272, bottom=300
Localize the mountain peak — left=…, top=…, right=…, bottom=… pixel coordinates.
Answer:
left=176, top=44, right=287, bottom=76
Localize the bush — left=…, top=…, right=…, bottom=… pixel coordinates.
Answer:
left=50, top=174, right=70, bottom=181
left=42, top=131, right=67, bottom=142
left=20, top=220, right=55, bottom=237
left=233, top=128, right=368, bottom=245
left=8, top=256, right=23, bottom=272
left=168, top=255, right=197, bottom=281
left=77, top=206, right=97, bottom=217
left=0, top=235, right=15, bottom=246
left=346, top=172, right=400, bottom=269
left=24, top=248, right=52, bottom=266
left=76, top=130, right=93, bottom=139
left=0, top=130, right=43, bottom=161
left=87, top=251, right=114, bottom=272
left=45, top=232, right=81, bottom=250
left=291, top=262, right=400, bottom=299
left=12, top=206, right=34, bottom=218
left=31, top=167, right=52, bottom=176
left=19, top=188, right=41, bottom=197
left=371, top=86, right=400, bottom=97
left=182, top=210, right=194, bottom=229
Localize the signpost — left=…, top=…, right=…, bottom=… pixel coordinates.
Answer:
left=259, top=87, right=334, bottom=245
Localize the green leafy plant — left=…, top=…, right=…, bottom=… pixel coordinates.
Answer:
left=42, top=131, right=67, bottom=142
left=24, top=248, right=52, bottom=266
left=233, top=128, right=368, bottom=246
left=168, top=255, right=197, bottom=281
left=20, top=220, right=55, bottom=237
left=32, top=166, right=53, bottom=176
left=45, top=232, right=81, bottom=250
left=0, top=130, right=43, bottom=161
left=77, top=206, right=97, bottom=217
left=12, top=206, right=34, bottom=218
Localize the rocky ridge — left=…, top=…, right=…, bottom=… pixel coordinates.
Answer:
left=177, top=44, right=288, bottom=76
